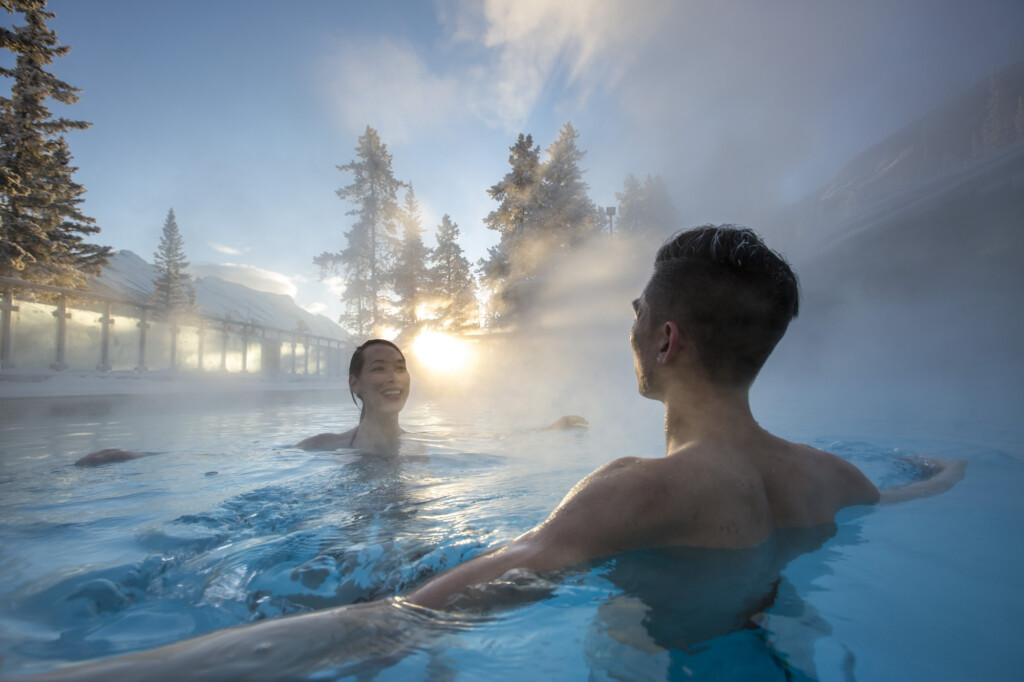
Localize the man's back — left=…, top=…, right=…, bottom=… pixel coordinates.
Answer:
left=533, top=432, right=880, bottom=561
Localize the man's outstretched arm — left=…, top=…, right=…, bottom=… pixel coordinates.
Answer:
left=407, top=456, right=651, bottom=609
left=877, top=457, right=967, bottom=505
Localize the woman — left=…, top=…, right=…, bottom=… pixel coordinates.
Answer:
left=295, top=338, right=586, bottom=453
left=296, top=339, right=410, bottom=453
left=74, top=339, right=582, bottom=465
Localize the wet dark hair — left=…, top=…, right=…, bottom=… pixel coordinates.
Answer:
left=349, top=339, right=406, bottom=419
left=645, top=224, right=799, bottom=386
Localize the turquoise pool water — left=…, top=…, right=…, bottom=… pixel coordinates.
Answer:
left=0, top=390, right=1019, bottom=680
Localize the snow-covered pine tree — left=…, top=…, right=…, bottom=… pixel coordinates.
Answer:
left=430, top=214, right=476, bottom=331
left=392, top=186, right=432, bottom=335
left=150, top=208, right=195, bottom=311
left=314, top=126, right=403, bottom=337
left=0, top=0, right=110, bottom=286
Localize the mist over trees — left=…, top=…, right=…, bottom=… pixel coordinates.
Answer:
left=429, top=215, right=477, bottom=331
left=150, top=208, right=195, bottom=311
left=478, top=132, right=541, bottom=320
left=478, top=123, right=605, bottom=322
left=614, top=173, right=681, bottom=235
left=392, top=186, right=431, bottom=334
left=0, top=0, right=110, bottom=287
left=317, top=121, right=680, bottom=337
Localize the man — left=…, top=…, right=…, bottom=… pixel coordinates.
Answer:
left=22, top=225, right=964, bottom=680
left=407, top=224, right=963, bottom=607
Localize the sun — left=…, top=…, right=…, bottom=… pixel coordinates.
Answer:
left=411, top=329, right=473, bottom=374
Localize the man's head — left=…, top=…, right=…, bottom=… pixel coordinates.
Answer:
left=632, top=225, right=799, bottom=393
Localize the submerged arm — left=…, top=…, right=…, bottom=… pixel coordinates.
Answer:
left=407, top=457, right=651, bottom=609
left=877, top=457, right=967, bottom=505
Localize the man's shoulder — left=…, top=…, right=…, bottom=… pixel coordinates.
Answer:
left=769, top=440, right=881, bottom=511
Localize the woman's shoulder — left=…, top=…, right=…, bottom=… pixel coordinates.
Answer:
left=295, top=428, right=357, bottom=451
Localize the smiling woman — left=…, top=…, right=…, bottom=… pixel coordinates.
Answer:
left=295, top=339, right=410, bottom=453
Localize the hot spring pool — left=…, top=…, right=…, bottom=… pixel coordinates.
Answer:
left=0, top=390, right=1020, bottom=680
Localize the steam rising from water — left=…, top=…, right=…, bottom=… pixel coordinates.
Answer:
left=413, top=231, right=666, bottom=434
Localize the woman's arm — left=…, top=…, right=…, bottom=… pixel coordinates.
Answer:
left=295, top=429, right=355, bottom=451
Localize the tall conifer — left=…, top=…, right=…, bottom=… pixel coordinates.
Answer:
left=480, top=124, right=599, bottom=324
left=150, top=208, right=195, bottom=311
left=479, top=133, right=542, bottom=321
left=315, top=126, right=403, bottom=336
left=392, top=186, right=432, bottom=334
left=538, top=122, right=599, bottom=247
left=430, top=215, right=476, bottom=331
left=0, top=0, right=110, bottom=285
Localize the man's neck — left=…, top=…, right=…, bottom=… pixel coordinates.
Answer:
left=661, top=381, right=760, bottom=455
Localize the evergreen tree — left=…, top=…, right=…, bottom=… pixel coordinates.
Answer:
left=392, top=186, right=432, bottom=334
left=479, top=133, right=543, bottom=322
left=537, top=122, right=599, bottom=248
left=0, top=0, right=110, bottom=285
left=150, top=208, right=195, bottom=311
left=481, top=133, right=542, bottom=277
left=479, top=124, right=602, bottom=325
left=615, top=173, right=681, bottom=236
left=314, top=126, right=404, bottom=336
left=615, top=173, right=644, bottom=232
left=430, top=214, right=476, bottom=331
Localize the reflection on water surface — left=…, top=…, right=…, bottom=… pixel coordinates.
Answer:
left=0, top=391, right=1020, bottom=680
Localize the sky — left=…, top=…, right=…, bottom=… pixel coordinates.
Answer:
left=8, top=0, right=1024, bottom=326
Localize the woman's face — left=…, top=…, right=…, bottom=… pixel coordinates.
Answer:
left=350, top=344, right=410, bottom=417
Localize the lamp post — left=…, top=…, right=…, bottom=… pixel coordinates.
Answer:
left=606, top=206, right=616, bottom=235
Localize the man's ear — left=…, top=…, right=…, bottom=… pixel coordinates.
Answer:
left=656, top=320, right=685, bottom=365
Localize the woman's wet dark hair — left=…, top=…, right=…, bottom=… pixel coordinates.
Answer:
left=349, top=339, right=406, bottom=419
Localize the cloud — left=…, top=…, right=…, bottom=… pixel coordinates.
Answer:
left=477, top=0, right=669, bottom=110
left=322, top=275, right=346, bottom=298
left=451, top=0, right=671, bottom=127
left=302, top=302, right=327, bottom=315
left=192, top=263, right=299, bottom=298
left=320, top=39, right=462, bottom=142
left=208, top=242, right=244, bottom=256
left=438, top=0, right=1024, bottom=219
left=320, top=1, right=669, bottom=137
